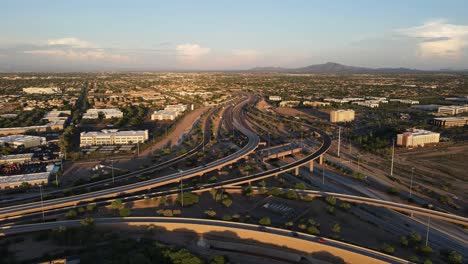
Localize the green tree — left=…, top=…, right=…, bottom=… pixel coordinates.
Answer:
left=267, top=187, right=283, bottom=196
left=111, top=199, right=124, bottom=210
left=65, top=209, right=77, bottom=219
left=285, top=189, right=299, bottom=200
left=325, top=196, right=337, bottom=206
left=222, top=198, right=233, bottom=208
left=420, top=245, right=433, bottom=256
left=400, top=236, right=409, bottom=247
left=332, top=223, right=341, bottom=233
left=295, top=182, right=306, bottom=190
left=306, top=226, right=320, bottom=235
left=259, top=217, right=271, bottom=226
left=86, top=203, right=97, bottom=212
left=119, top=208, right=131, bottom=217
left=177, top=193, right=199, bottom=206
left=381, top=244, right=395, bottom=255
left=205, top=210, right=217, bottom=218
left=448, top=251, right=462, bottom=264
left=210, top=255, right=227, bottom=264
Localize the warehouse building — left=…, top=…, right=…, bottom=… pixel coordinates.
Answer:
left=0, top=153, right=34, bottom=165
left=0, top=120, right=65, bottom=135
left=0, top=135, right=46, bottom=148
left=437, top=105, right=468, bottom=115
left=432, top=117, right=468, bottom=128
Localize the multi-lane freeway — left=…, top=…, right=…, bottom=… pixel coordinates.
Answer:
left=0, top=95, right=260, bottom=219
left=0, top=217, right=410, bottom=264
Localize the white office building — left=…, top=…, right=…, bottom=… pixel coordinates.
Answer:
left=80, top=129, right=149, bottom=147
left=22, top=87, right=61, bottom=94
left=83, top=108, right=124, bottom=119
left=151, top=104, right=187, bottom=121
left=397, top=129, right=440, bottom=148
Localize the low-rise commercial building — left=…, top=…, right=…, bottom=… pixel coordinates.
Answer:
left=0, top=120, right=65, bottom=135
left=43, top=110, right=71, bottom=122
left=151, top=104, right=187, bottom=121
left=303, top=101, right=330, bottom=107
left=151, top=110, right=179, bottom=120
left=82, top=108, right=124, bottom=119
left=0, top=164, right=56, bottom=189
left=0, top=153, right=34, bottom=164
left=397, top=128, right=440, bottom=148
left=0, top=135, right=46, bottom=148
left=330, top=109, right=355, bottom=123
left=352, top=101, right=379, bottom=108
left=279, top=101, right=300, bottom=107
left=80, top=129, right=149, bottom=147
left=432, top=117, right=468, bottom=128
left=437, top=105, right=468, bottom=115
left=269, top=96, right=282, bottom=101
left=390, top=99, right=420, bottom=104
left=22, top=87, right=61, bottom=94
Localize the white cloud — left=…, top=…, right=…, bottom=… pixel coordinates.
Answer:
left=24, top=37, right=128, bottom=62
left=47, top=37, right=92, bottom=48
left=398, top=20, right=468, bottom=58
left=176, top=43, right=210, bottom=63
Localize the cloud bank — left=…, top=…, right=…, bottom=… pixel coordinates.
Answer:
left=398, top=20, right=468, bottom=58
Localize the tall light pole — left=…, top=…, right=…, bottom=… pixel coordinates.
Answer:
left=337, top=127, right=341, bottom=158
left=111, top=159, right=115, bottom=184
left=425, top=216, right=431, bottom=246
left=357, top=154, right=362, bottom=173
left=322, top=162, right=325, bottom=185
left=39, top=185, right=45, bottom=222
left=180, top=178, right=184, bottom=207
left=409, top=167, right=414, bottom=198
left=390, top=139, right=395, bottom=177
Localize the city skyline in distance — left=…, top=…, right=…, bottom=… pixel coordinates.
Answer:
left=1, top=0, right=468, bottom=72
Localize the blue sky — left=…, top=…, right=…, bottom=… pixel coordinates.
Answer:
left=1, top=0, right=468, bottom=71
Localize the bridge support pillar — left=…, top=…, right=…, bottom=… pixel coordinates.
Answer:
left=319, top=155, right=324, bottom=165
left=295, top=167, right=299, bottom=176
left=309, top=161, right=314, bottom=172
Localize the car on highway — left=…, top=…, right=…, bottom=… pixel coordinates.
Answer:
left=317, top=238, right=326, bottom=243
left=290, top=231, right=299, bottom=238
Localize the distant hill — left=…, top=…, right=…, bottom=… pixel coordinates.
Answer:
left=249, top=62, right=426, bottom=73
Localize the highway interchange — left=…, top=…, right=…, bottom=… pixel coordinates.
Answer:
left=0, top=93, right=466, bottom=263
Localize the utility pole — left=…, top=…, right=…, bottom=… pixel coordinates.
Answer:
left=55, top=173, right=59, bottom=187
left=202, top=127, right=205, bottom=153
left=111, top=159, right=115, bottom=184
left=39, top=185, right=45, bottom=222
left=337, top=127, right=341, bottom=158
left=409, top=167, right=414, bottom=198
left=322, top=163, right=325, bottom=185
left=390, top=139, right=395, bottom=177
left=357, top=154, right=362, bottom=173
left=180, top=178, right=184, bottom=207
left=425, top=216, right=431, bottom=246
left=137, top=142, right=140, bottom=157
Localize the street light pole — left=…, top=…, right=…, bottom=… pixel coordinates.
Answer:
left=425, top=216, right=431, bottom=246
left=409, top=167, right=414, bottom=198
left=390, top=139, right=395, bottom=177
left=39, top=185, right=45, bottom=222
left=180, top=178, right=184, bottom=207
left=337, top=127, right=341, bottom=158
left=111, top=159, right=115, bottom=184
left=322, top=163, right=325, bottom=185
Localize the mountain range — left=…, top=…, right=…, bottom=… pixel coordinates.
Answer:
left=248, top=62, right=464, bottom=74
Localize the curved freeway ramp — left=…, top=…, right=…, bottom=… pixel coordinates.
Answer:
left=0, top=96, right=260, bottom=219
left=0, top=217, right=409, bottom=264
